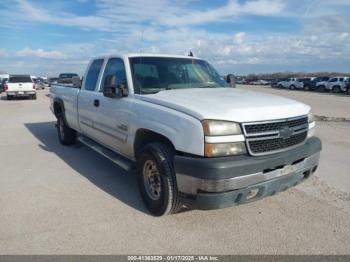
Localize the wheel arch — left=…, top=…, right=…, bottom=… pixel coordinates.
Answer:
left=134, top=129, right=175, bottom=158
left=53, top=98, right=65, bottom=118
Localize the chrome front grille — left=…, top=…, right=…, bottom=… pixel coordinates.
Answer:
left=243, top=116, right=308, bottom=156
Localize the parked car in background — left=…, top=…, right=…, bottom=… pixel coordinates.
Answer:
left=5, top=75, right=36, bottom=100
left=235, top=79, right=247, bottom=84
left=58, top=73, right=79, bottom=84
left=277, top=78, right=303, bottom=89
left=0, top=78, right=8, bottom=93
left=270, top=79, right=282, bottom=88
left=324, top=77, right=350, bottom=93
left=305, top=76, right=330, bottom=91
left=34, top=78, right=45, bottom=90
left=31, top=76, right=38, bottom=84
left=298, top=77, right=316, bottom=91
left=345, top=79, right=350, bottom=95
left=48, top=77, right=59, bottom=87
left=251, top=80, right=269, bottom=85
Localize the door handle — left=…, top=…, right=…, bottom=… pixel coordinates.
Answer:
left=93, top=99, right=100, bottom=107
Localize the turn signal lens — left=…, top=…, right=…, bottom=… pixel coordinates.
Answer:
left=205, top=142, right=247, bottom=157
left=308, top=112, right=315, bottom=124
left=308, top=112, right=315, bottom=137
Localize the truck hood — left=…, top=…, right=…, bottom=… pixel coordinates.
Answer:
left=138, top=88, right=310, bottom=122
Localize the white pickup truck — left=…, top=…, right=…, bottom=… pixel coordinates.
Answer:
left=319, top=77, right=350, bottom=93
left=277, top=78, right=303, bottom=90
left=5, top=75, right=37, bottom=100
left=50, top=53, right=321, bottom=216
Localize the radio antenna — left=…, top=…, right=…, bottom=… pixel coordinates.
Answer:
left=139, top=29, right=145, bottom=54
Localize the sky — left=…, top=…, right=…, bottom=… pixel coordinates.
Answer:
left=0, top=0, right=350, bottom=76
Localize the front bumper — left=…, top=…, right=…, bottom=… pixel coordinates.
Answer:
left=174, top=137, right=321, bottom=210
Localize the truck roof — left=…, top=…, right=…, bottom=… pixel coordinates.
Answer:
left=91, top=53, right=203, bottom=60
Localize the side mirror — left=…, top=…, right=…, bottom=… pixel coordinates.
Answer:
left=72, top=76, right=81, bottom=88
left=103, top=86, right=117, bottom=98
left=103, top=75, right=128, bottom=98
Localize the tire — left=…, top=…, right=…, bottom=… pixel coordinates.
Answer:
left=278, top=84, right=283, bottom=89
left=57, top=114, right=76, bottom=145
left=332, top=85, right=341, bottom=93
left=347, top=88, right=350, bottom=96
left=318, top=85, right=325, bottom=92
left=137, top=143, right=182, bottom=216
left=7, top=95, right=13, bottom=100
left=32, top=94, right=37, bottom=100
left=290, top=85, right=295, bottom=90
left=304, top=85, right=310, bottom=91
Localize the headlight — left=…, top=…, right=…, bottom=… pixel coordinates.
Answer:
left=205, top=142, right=247, bottom=157
left=202, top=120, right=242, bottom=136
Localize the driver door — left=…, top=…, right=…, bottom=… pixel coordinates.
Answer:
left=91, top=57, right=132, bottom=157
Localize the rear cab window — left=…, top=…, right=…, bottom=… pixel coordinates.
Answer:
left=9, top=76, right=33, bottom=83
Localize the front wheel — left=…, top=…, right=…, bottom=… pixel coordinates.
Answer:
left=318, top=85, right=325, bottom=92
left=332, top=86, right=341, bottom=93
left=137, top=143, right=182, bottom=216
left=290, top=85, right=295, bottom=90
left=57, top=115, right=76, bottom=145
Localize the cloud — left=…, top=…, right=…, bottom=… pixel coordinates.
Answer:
left=0, top=49, right=7, bottom=57
left=3, top=0, right=112, bottom=31
left=17, top=48, right=67, bottom=59
left=0, top=0, right=350, bottom=75
left=234, top=32, right=246, bottom=44
left=159, top=0, right=285, bottom=26
left=1, top=0, right=285, bottom=31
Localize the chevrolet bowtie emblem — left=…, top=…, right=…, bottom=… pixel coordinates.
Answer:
left=279, top=127, right=293, bottom=139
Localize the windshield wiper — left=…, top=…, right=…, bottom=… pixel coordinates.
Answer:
left=198, top=85, right=220, bottom=88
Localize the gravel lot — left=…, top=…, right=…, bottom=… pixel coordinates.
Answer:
left=0, top=88, right=349, bottom=254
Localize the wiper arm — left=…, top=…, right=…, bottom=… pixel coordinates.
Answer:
left=198, top=85, right=219, bottom=88
left=140, top=88, right=167, bottom=94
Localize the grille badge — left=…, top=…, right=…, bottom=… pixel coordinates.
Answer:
left=279, top=127, right=293, bottom=139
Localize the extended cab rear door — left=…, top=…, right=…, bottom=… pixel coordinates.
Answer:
left=78, top=58, right=105, bottom=139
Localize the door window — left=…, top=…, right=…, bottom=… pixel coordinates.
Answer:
left=101, top=58, right=127, bottom=91
left=84, top=59, right=104, bottom=91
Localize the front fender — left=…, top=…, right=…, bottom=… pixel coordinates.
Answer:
left=129, top=100, right=204, bottom=157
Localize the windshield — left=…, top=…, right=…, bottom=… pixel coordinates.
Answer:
left=9, top=76, right=32, bottom=83
left=129, top=57, right=228, bottom=94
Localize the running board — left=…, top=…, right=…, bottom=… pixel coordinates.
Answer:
left=78, top=135, right=135, bottom=171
